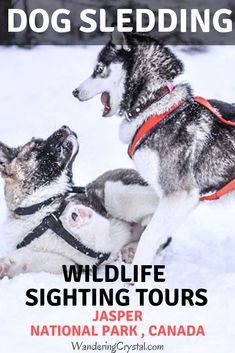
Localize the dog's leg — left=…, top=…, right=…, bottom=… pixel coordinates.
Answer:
left=121, top=220, right=172, bottom=264
left=132, top=189, right=199, bottom=267
left=0, top=248, right=74, bottom=278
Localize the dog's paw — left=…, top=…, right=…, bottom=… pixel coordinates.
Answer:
left=66, top=205, right=93, bottom=229
left=0, top=257, right=29, bottom=278
left=121, top=242, right=138, bottom=264
left=0, top=258, right=14, bottom=279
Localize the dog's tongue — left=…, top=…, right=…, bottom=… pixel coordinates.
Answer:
left=101, top=92, right=109, bottom=105
left=101, top=92, right=111, bottom=117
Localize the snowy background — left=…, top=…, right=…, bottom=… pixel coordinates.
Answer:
left=0, top=45, right=235, bottom=353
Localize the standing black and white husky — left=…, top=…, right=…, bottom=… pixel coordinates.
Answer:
left=73, top=32, right=235, bottom=267
left=0, top=126, right=157, bottom=277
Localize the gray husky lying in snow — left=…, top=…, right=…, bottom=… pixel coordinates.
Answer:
left=73, top=32, right=235, bottom=267
left=0, top=126, right=158, bottom=278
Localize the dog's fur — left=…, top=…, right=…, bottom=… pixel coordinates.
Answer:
left=74, top=32, right=235, bottom=267
left=0, top=126, right=158, bottom=277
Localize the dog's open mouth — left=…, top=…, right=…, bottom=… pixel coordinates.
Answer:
left=61, top=137, right=74, bottom=153
left=101, top=92, right=111, bottom=117
left=56, top=129, right=77, bottom=151
left=50, top=127, right=79, bottom=166
left=62, top=133, right=79, bottom=161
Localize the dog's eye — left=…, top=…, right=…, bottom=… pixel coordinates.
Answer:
left=95, top=64, right=105, bottom=74
left=2, top=170, right=16, bottom=179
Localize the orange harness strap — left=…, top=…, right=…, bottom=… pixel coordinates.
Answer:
left=128, top=100, right=185, bottom=158
left=200, top=179, right=235, bottom=201
left=128, top=96, right=235, bottom=202
left=194, top=97, right=235, bottom=200
left=194, top=96, right=235, bottom=127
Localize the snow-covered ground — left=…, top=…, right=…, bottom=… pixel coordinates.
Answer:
left=0, top=45, right=235, bottom=353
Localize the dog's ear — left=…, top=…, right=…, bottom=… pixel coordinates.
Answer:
left=0, top=142, right=15, bottom=173
left=17, top=140, right=36, bottom=158
left=111, top=29, right=131, bottom=52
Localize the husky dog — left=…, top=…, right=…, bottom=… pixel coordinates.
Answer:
left=73, top=32, right=235, bottom=267
left=0, top=126, right=158, bottom=278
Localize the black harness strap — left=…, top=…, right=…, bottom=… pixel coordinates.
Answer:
left=43, top=210, right=110, bottom=264
left=16, top=201, right=68, bottom=249
left=14, top=186, right=87, bottom=217
left=15, top=187, right=110, bottom=266
left=71, top=186, right=86, bottom=194
left=14, top=194, right=64, bottom=216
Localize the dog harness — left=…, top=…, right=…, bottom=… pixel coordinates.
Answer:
left=128, top=96, right=235, bottom=201
left=14, top=186, right=110, bottom=266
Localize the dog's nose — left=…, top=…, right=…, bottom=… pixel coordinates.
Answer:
left=61, top=125, right=70, bottom=130
left=73, top=89, right=79, bottom=98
